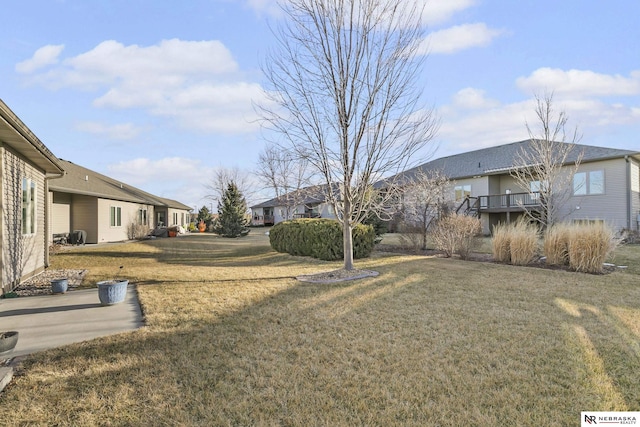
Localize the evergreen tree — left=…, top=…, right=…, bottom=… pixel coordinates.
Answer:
left=197, top=206, right=213, bottom=225
left=213, top=182, right=250, bottom=237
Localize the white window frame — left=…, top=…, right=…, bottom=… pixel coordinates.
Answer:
left=22, top=177, right=37, bottom=235
left=138, top=208, right=148, bottom=225
left=110, top=206, right=122, bottom=227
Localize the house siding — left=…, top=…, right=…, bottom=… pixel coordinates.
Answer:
left=71, top=195, right=99, bottom=244
left=49, top=191, right=71, bottom=236
left=562, top=158, right=629, bottom=230
left=97, top=198, right=142, bottom=243
left=1, top=148, right=46, bottom=292
left=630, top=159, right=639, bottom=230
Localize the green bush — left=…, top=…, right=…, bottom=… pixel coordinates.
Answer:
left=269, top=219, right=375, bottom=261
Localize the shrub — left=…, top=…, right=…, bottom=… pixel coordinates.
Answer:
left=491, top=223, right=511, bottom=263
left=567, top=222, right=619, bottom=273
left=544, top=223, right=572, bottom=266
left=492, top=219, right=539, bottom=265
left=397, top=222, right=424, bottom=253
left=127, top=222, right=150, bottom=240
left=269, top=219, right=375, bottom=261
left=431, top=214, right=481, bottom=259
left=508, top=219, right=539, bottom=266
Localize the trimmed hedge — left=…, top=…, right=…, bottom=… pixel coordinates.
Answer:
left=269, top=218, right=375, bottom=261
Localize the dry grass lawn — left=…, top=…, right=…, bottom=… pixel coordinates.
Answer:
left=0, top=232, right=639, bottom=426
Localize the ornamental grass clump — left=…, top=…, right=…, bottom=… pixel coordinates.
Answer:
left=567, top=222, right=619, bottom=273
left=492, top=219, right=539, bottom=265
left=508, top=219, right=539, bottom=266
left=544, top=223, right=572, bottom=266
left=491, top=223, right=511, bottom=263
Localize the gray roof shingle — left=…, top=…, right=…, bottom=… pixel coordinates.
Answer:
left=391, top=139, right=639, bottom=183
left=49, top=159, right=192, bottom=210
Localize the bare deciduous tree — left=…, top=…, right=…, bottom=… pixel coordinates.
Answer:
left=510, top=92, right=583, bottom=228
left=400, top=169, right=451, bottom=250
left=256, top=145, right=314, bottom=220
left=206, top=167, right=258, bottom=213
left=260, top=0, right=438, bottom=270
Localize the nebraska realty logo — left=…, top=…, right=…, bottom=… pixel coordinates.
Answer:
left=582, top=412, right=639, bottom=426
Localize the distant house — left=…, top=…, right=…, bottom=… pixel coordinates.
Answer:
left=0, top=100, right=65, bottom=294
left=251, top=184, right=336, bottom=226
left=397, top=140, right=640, bottom=234
left=251, top=140, right=640, bottom=234
left=48, top=159, right=192, bottom=244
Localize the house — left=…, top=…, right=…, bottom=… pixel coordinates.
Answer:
left=397, top=140, right=640, bottom=234
left=0, top=100, right=65, bottom=294
left=48, top=159, right=192, bottom=244
left=251, top=140, right=640, bottom=234
left=251, top=184, right=336, bottom=226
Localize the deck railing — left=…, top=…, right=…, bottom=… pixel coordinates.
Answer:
left=457, top=192, right=541, bottom=215
left=478, top=192, right=541, bottom=210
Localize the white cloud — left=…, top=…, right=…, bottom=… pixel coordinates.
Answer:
left=73, top=121, right=141, bottom=140
left=421, top=0, right=477, bottom=26
left=21, top=39, right=267, bottom=134
left=244, top=0, right=281, bottom=17
left=516, top=68, right=640, bottom=97
left=108, top=157, right=207, bottom=184
left=438, top=81, right=640, bottom=155
left=15, top=44, right=65, bottom=73
left=451, top=88, right=500, bottom=110
left=421, top=23, right=505, bottom=55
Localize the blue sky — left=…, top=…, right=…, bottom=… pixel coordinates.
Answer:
left=2, top=0, right=639, bottom=210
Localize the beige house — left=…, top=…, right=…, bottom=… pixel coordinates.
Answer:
left=0, top=100, right=65, bottom=294
left=48, top=159, right=192, bottom=244
left=398, top=140, right=640, bottom=234
left=252, top=140, right=640, bottom=235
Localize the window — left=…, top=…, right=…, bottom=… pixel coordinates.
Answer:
left=454, top=185, right=471, bottom=201
left=138, top=208, right=148, bottom=225
left=110, top=206, right=122, bottom=227
left=22, top=178, right=36, bottom=235
left=574, top=170, right=604, bottom=195
left=172, top=212, right=178, bottom=225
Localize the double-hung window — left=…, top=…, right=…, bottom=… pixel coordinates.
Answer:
left=138, top=208, right=148, bottom=225
left=110, top=206, right=122, bottom=227
left=22, top=177, right=36, bottom=235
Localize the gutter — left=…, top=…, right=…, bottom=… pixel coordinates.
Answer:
left=625, top=156, right=632, bottom=230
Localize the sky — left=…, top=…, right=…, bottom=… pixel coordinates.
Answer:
left=1, top=0, right=639, bottom=211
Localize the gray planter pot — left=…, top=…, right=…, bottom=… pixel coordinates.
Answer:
left=51, top=278, right=68, bottom=294
left=0, top=331, right=19, bottom=354
left=97, top=280, right=128, bottom=306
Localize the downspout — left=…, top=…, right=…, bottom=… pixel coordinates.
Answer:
left=44, top=171, right=65, bottom=268
left=625, top=156, right=631, bottom=230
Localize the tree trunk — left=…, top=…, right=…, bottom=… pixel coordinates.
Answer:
left=342, top=200, right=353, bottom=271
left=343, top=221, right=354, bottom=271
